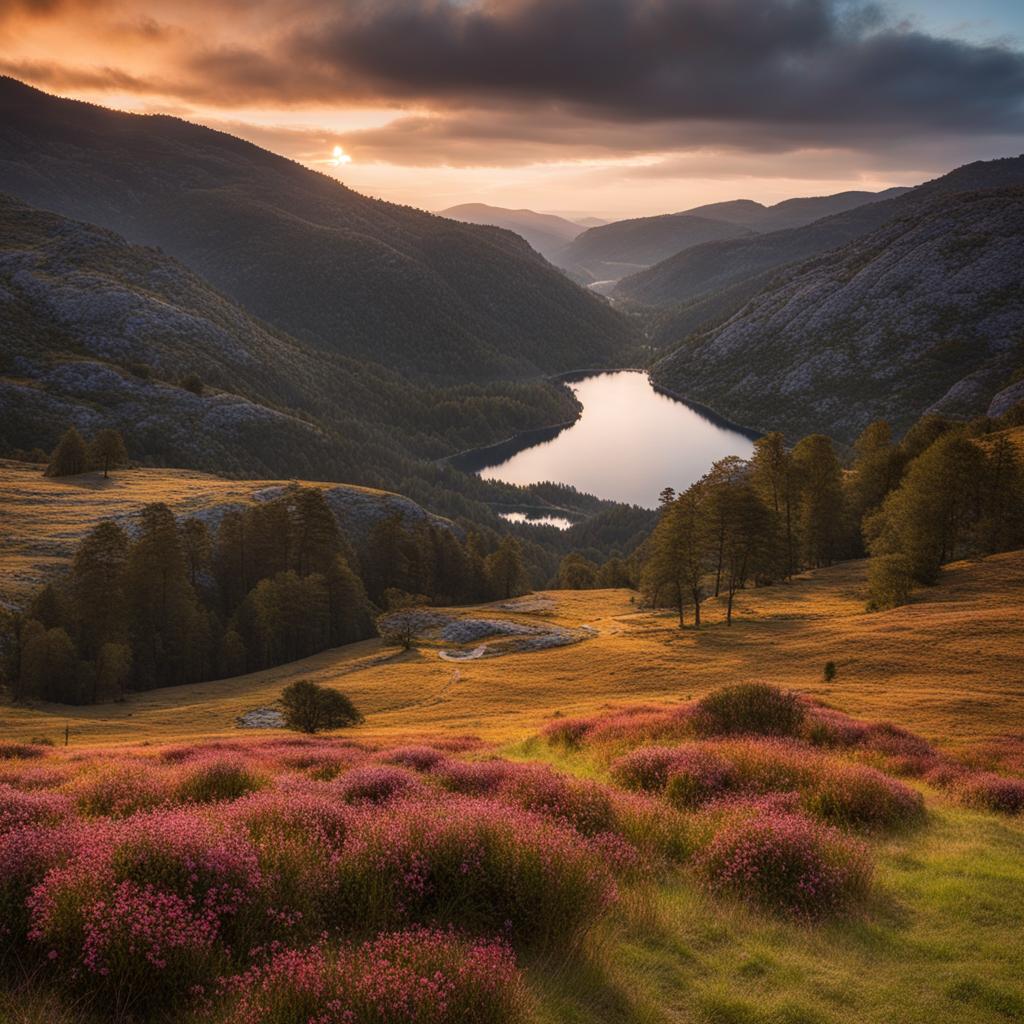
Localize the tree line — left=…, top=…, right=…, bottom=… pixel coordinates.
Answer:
left=1, top=486, right=530, bottom=705
left=556, top=404, right=1024, bottom=624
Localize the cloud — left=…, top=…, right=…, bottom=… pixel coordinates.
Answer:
left=3, top=0, right=1023, bottom=182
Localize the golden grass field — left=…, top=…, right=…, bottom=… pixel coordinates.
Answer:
left=2, top=465, right=1023, bottom=1024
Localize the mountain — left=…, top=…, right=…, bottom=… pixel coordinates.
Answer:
left=554, top=214, right=753, bottom=284
left=650, top=185, right=1024, bottom=443
left=0, top=192, right=583, bottom=503
left=553, top=187, right=907, bottom=286
left=0, top=78, right=633, bottom=382
left=438, top=203, right=585, bottom=260
left=615, top=160, right=1024, bottom=308
left=681, top=189, right=910, bottom=232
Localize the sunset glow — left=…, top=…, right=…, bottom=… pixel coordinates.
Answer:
left=1, top=0, right=1022, bottom=217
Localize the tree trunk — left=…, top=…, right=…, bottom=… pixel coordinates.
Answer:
left=726, top=587, right=735, bottom=625
left=692, top=594, right=701, bottom=629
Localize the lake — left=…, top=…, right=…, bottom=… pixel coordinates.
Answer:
left=454, top=370, right=759, bottom=510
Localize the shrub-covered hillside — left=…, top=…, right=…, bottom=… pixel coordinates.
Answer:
left=652, top=187, right=1024, bottom=442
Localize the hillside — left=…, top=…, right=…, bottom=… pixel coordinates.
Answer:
left=555, top=213, right=752, bottom=284
left=557, top=187, right=908, bottom=286
left=684, top=188, right=911, bottom=232
left=616, top=157, right=1024, bottom=307
left=0, top=460, right=462, bottom=608
left=651, top=187, right=1024, bottom=442
left=0, top=193, right=593, bottom=519
left=438, top=203, right=585, bottom=260
left=0, top=78, right=634, bottom=381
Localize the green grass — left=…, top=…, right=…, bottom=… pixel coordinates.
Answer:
left=517, top=744, right=1024, bottom=1024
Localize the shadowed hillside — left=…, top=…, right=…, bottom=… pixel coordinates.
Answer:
left=0, top=78, right=635, bottom=381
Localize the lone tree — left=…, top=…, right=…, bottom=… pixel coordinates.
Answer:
left=89, top=429, right=128, bottom=478
left=45, top=427, right=88, bottom=477
left=279, top=679, right=362, bottom=734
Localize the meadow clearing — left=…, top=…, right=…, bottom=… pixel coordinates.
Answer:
left=1, top=464, right=1022, bottom=1024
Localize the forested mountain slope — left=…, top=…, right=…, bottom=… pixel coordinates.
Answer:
left=0, top=78, right=634, bottom=381
left=617, top=158, right=1024, bottom=308
left=556, top=188, right=907, bottom=285
left=651, top=186, right=1024, bottom=442
left=0, top=193, right=580, bottom=496
left=555, top=214, right=752, bottom=283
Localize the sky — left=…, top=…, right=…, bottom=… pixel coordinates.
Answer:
left=2, top=0, right=1023, bottom=219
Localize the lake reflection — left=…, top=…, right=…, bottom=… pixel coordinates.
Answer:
left=468, top=371, right=758, bottom=509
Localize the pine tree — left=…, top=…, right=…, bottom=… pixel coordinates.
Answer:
left=749, top=432, right=797, bottom=579
left=215, top=510, right=249, bottom=615
left=127, top=503, right=201, bottom=687
left=324, top=555, right=375, bottom=646
left=89, top=429, right=128, bottom=478
left=45, top=426, right=88, bottom=477
left=290, top=487, right=341, bottom=577
left=71, top=520, right=129, bottom=660
left=180, top=518, right=212, bottom=588
left=557, top=553, right=599, bottom=589
left=791, top=434, right=845, bottom=568
left=485, top=536, right=527, bottom=600
left=847, top=420, right=901, bottom=530
left=866, top=431, right=984, bottom=584
left=642, top=484, right=707, bottom=627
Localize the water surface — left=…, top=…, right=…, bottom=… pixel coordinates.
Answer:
left=459, top=371, right=757, bottom=509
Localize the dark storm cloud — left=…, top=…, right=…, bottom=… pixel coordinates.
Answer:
left=263, top=0, right=1024, bottom=139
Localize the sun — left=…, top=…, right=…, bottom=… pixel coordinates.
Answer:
left=330, top=144, right=352, bottom=166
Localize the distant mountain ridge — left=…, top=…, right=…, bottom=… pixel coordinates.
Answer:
left=554, top=187, right=908, bottom=285
left=438, top=203, right=586, bottom=259
left=615, top=161, right=1024, bottom=309
left=0, top=77, right=634, bottom=382
left=650, top=182, right=1024, bottom=443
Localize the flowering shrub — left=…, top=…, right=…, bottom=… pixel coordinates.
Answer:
left=174, top=756, right=267, bottom=804
left=497, top=763, right=617, bottom=836
left=695, top=806, right=872, bottom=918
left=0, top=743, right=48, bottom=760
left=327, top=795, right=617, bottom=944
left=70, top=763, right=173, bottom=818
left=336, top=765, right=423, bottom=804
left=693, top=683, right=806, bottom=738
left=380, top=745, right=448, bottom=771
left=955, top=772, right=1024, bottom=814
left=612, top=739, right=922, bottom=829
left=216, top=928, right=524, bottom=1024
left=0, top=783, right=72, bottom=833
left=0, top=825, right=75, bottom=952
left=431, top=759, right=510, bottom=795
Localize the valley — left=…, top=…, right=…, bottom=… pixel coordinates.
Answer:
left=2, top=15, right=1024, bottom=1021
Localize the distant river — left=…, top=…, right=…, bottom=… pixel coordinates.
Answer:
left=452, top=370, right=759, bottom=511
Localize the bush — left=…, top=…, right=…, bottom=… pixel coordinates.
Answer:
left=695, top=807, right=872, bottom=917
left=216, top=928, right=524, bottom=1024
left=174, top=756, right=266, bottom=804
left=956, top=772, right=1024, bottom=814
left=326, top=796, right=617, bottom=944
left=664, top=748, right=736, bottom=809
left=337, top=765, right=423, bottom=805
left=867, top=553, right=915, bottom=610
left=823, top=661, right=837, bottom=683
left=280, top=680, right=362, bottom=734
left=693, top=684, right=806, bottom=738
left=380, top=745, right=446, bottom=771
